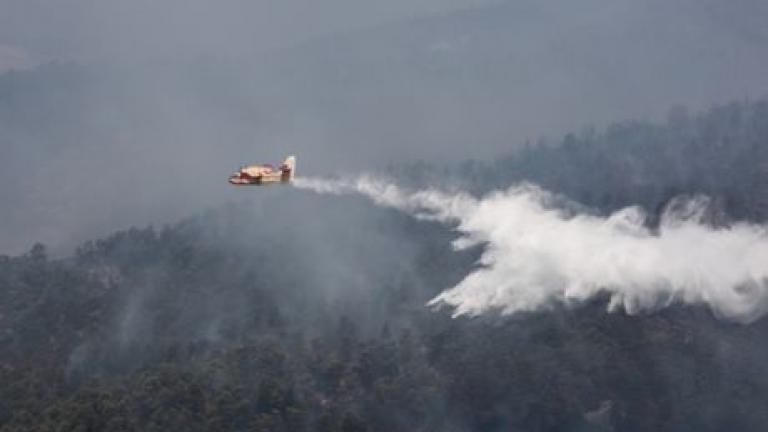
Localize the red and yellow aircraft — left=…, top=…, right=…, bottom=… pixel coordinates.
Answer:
left=228, top=155, right=296, bottom=185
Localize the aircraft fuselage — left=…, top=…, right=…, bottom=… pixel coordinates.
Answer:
left=228, top=155, right=296, bottom=186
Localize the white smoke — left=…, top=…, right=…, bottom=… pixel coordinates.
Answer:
left=294, top=176, right=768, bottom=322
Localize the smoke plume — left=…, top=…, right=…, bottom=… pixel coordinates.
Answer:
left=294, top=176, right=768, bottom=322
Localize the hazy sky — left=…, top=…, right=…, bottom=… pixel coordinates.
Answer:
left=1, top=0, right=767, bottom=254
left=0, top=0, right=498, bottom=67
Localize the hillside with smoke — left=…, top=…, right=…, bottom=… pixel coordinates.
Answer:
left=3, top=1, right=768, bottom=430
left=2, top=99, right=768, bottom=431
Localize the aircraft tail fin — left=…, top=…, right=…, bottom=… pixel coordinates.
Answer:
left=282, top=155, right=296, bottom=180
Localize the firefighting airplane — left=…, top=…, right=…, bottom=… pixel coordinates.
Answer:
left=228, top=155, right=296, bottom=185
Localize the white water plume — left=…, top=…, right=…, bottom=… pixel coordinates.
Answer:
left=294, top=176, right=768, bottom=322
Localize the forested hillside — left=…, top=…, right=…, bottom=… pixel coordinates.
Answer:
left=395, top=99, right=768, bottom=222
left=2, top=99, right=768, bottom=431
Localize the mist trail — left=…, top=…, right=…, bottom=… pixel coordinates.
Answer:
left=293, top=176, right=768, bottom=323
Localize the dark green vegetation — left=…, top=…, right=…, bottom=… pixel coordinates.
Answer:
left=2, top=99, right=768, bottom=431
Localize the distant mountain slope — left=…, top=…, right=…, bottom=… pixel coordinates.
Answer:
left=260, top=0, right=768, bottom=163
left=1, top=1, right=767, bottom=254
left=391, top=98, right=768, bottom=223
